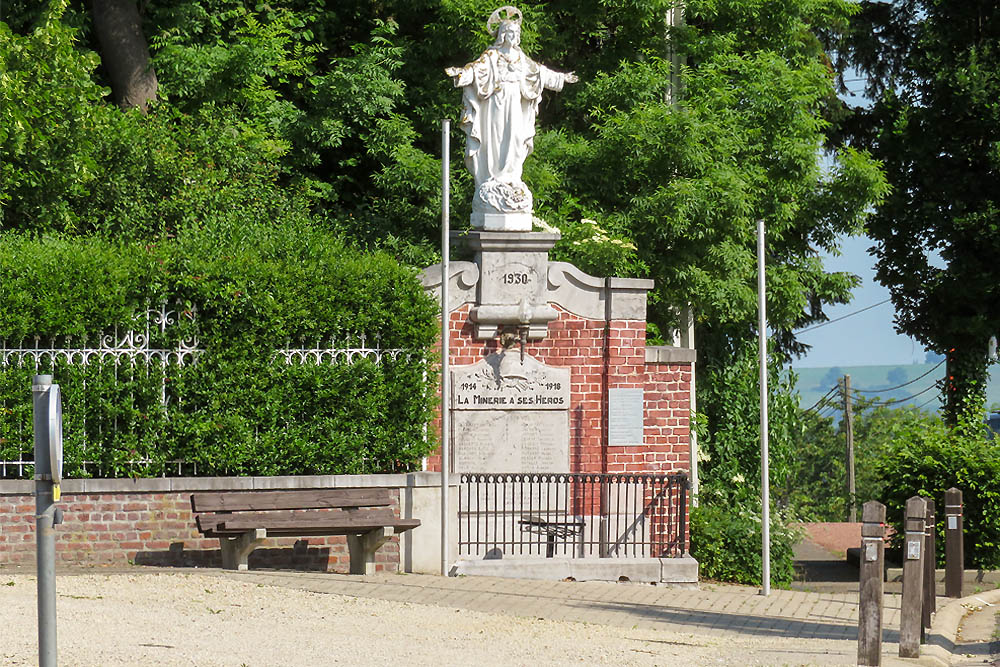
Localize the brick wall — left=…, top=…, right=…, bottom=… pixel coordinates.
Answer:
left=427, top=304, right=693, bottom=478
left=0, top=479, right=410, bottom=571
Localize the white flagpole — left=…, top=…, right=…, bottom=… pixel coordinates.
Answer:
left=757, top=218, right=770, bottom=596
left=440, top=120, right=451, bottom=577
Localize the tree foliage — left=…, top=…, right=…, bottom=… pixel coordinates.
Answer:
left=834, top=0, right=1000, bottom=422
left=3, top=1, right=886, bottom=343
left=1, top=2, right=891, bottom=503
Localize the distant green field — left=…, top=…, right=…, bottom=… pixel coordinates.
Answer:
left=790, top=362, right=1000, bottom=413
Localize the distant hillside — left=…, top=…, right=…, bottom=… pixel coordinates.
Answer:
left=791, top=363, right=1000, bottom=413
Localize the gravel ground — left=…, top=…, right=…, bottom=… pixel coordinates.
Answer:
left=1, top=572, right=856, bottom=666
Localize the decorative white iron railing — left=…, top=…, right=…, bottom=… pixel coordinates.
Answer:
left=0, top=303, right=413, bottom=478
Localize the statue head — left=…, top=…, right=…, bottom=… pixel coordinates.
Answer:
left=487, top=6, right=523, bottom=47
left=496, top=20, right=521, bottom=47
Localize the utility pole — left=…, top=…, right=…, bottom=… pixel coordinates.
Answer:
left=842, top=374, right=856, bottom=523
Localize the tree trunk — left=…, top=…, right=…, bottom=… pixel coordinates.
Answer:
left=944, top=341, right=989, bottom=426
left=91, top=0, right=158, bottom=112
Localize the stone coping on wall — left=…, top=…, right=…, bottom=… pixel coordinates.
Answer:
left=645, top=346, right=697, bottom=364
left=0, top=471, right=447, bottom=496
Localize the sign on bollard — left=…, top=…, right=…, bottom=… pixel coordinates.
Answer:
left=944, top=488, right=964, bottom=598
left=32, top=374, right=64, bottom=667
left=899, top=496, right=927, bottom=658
left=858, top=501, right=886, bottom=666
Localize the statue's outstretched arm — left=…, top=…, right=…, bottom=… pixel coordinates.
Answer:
left=539, top=65, right=579, bottom=92
left=445, top=65, right=475, bottom=87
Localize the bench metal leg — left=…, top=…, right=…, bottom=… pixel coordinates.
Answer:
left=347, top=527, right=393, bottom=575
left=219, top=529, right=267, bottom=571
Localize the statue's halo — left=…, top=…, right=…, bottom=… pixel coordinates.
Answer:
left=487, top=6, right=523, bottom=36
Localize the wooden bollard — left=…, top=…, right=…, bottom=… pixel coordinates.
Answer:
left=945, top=488, right=964, bottom=598
left=899, top=496, right=927, bottom=658
left=858, top=501, right=886, bottom=666
left=922, top=499, right=936, bottom=633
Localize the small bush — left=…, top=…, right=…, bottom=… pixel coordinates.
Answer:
left=873, top=414, right=1000, bottom=569
left=690, top=503, right=799, bottom=587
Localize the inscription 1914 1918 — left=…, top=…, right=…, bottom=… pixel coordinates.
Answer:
left=451, top=351, right=569, bottom=410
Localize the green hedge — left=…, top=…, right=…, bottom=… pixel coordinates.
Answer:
left=0, top=223, right=439, bottom=477
left=873, top=416, right=1000, bottom=569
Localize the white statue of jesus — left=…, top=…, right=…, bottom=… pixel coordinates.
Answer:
left=446, top=6, right=578, bottom=231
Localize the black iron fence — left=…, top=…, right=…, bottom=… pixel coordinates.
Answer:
left=458, top=472, right=688, bottom=559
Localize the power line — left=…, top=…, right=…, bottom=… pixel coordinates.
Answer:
left=803, top=385, right=840, bottom=412
left=852, top=360, right=945, bottom=393
left=864, top=383, right=937, bottom=407
left=796, top=299, right=892, bottom=334
left=915, top=394, right=940, bottom=411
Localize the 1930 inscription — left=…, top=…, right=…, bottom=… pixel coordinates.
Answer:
left=502, top=272, right=529, bottom=285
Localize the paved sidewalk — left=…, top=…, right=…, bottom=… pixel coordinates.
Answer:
left=204, top=568, right=932, bottom=665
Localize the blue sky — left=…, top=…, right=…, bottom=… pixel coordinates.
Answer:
left=791, top=234, right=930, bottom=369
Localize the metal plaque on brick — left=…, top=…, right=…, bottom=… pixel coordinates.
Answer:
left=450, top=352, right=570, bottom=472
left=608, top=388, right=644, bottom=445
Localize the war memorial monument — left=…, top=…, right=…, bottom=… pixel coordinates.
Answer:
left=421, top=6, right=698, bottom=582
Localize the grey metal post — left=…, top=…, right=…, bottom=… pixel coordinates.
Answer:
left=858, top=500, right=886, bottom=666
left=944, top=487, right=964, bottom=598
left=922, top=499, right=936, bottom=631
left=32, top=374, right=60, bottom=667
left=899, top=496, right=927, bottom=658
left=440, top=119, right=451, bottom=577
left=757, top=218, right=770, bottom=596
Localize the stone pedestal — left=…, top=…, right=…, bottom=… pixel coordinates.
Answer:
left=465, top=231, right=560, bottom=340
left=470, top=211, right=533, bottom=232
left=419, top=230, right=697, bottom=563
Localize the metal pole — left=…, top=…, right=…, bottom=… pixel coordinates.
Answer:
left=32, top=374, right=57, bottom=667
left=757, top=218, right=770, bottom=596
left=440, top=119, right=451, bottom=577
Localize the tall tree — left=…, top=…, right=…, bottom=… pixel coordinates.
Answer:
left=91, top=0, right=158, bottom=111
left=836, top=1, right=1000, bottom=423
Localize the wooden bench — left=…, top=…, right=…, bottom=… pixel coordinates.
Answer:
left=191, top=488, right=420, bottom=574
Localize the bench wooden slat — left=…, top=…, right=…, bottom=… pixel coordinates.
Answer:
left=191, top=488, right=392, bottom=513
left=211, top=508, right=394, bottom=527
left=214, top=518, right=421, bottom=536
left=196, top=509, right=420, bottom=535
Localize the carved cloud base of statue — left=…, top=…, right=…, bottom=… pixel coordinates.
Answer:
left=472, top=177, right=533, bottom=229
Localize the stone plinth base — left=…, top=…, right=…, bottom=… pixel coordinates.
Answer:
left=450, top=556, right=699, bottom=585
left=471, top=211, right=533, bottom=231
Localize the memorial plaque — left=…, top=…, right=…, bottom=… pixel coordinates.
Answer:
left=451, top=352, right=570, bottom=472
left=608, top=388, right=644, bottom=445
left=453, top=411, right=568, bottom=472
left=452, top=352, right=569, bottom=410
